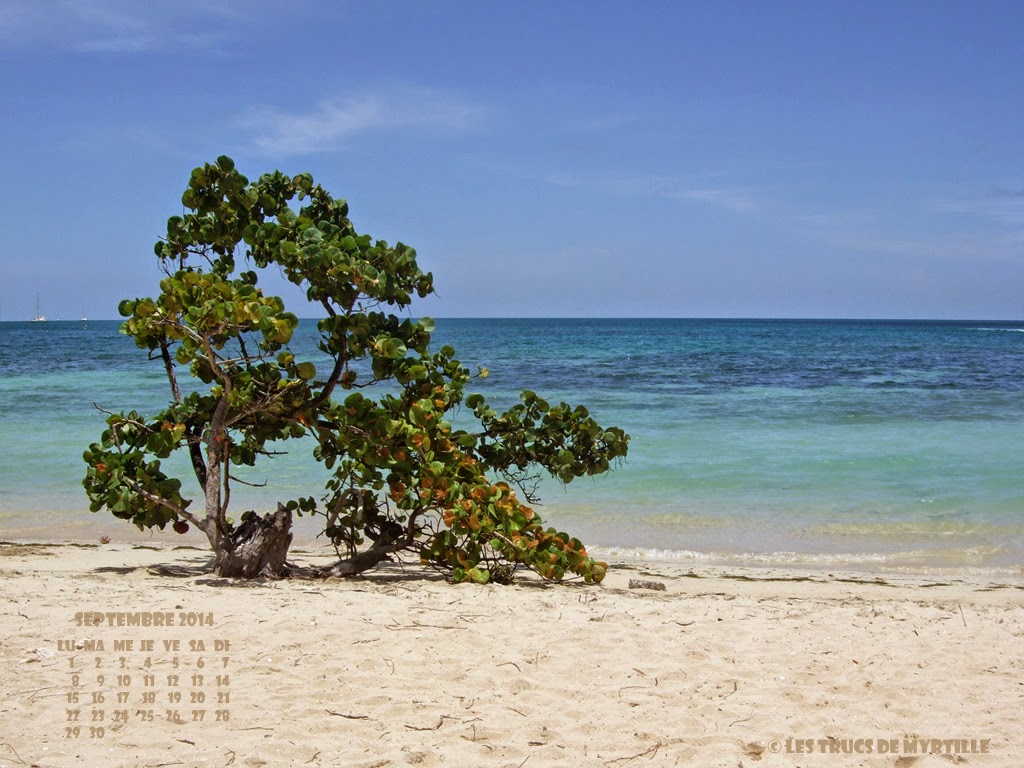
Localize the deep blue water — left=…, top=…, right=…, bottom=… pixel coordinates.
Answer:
left=1, top=318, right=1022, bottom=570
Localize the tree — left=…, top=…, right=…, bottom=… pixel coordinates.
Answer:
left=83, top=156, right=629, bottom=582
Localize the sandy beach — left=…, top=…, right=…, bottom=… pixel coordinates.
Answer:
left=1, top=541, right=1021, bottom=768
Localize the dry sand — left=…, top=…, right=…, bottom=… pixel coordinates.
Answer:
left=0, top=541, right=1021, bottom=767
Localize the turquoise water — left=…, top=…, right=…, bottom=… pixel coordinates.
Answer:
left=1, top=318, right=1022, bottom=570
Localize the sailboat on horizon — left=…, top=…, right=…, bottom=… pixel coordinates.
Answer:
left=29, top=294, right=47, bottom=322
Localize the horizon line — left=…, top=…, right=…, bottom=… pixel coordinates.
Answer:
left=4, top=316, right=1023, bottom=324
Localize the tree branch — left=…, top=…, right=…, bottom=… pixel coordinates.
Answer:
left=120, top=477, right=198, bottom=525
left=159, top=337, right=183, bottom=405
left=317, top=508, right=423, bottom=578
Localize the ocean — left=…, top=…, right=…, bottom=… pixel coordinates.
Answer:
left=1, top=318, right=1022, bottom=572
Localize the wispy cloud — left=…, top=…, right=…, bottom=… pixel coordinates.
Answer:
left=935, top=186, right=1024, bottom=229
left=0, top=0, right=265, bottom=52
left=543, top=170, right=763, bottom=215
left=565, top=112, right=643, bottom=134
left=990, top=185, right=1024, bottom=199
left=241, top=88, right=484, bottom=155
left=791, top=209, right=1022, bottom=265
left=671, top=187, right=760, bottom=214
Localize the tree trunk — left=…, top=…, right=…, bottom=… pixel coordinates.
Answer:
left=211, top=504, right=294, bottom=578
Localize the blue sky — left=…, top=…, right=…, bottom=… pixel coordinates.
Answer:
left=1, top=0, right=1022, bottom=320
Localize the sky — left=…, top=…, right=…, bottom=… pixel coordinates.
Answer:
left=1, top=0, right=1022, bottom=320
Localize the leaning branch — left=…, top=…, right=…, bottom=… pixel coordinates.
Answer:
left=317, top=509, right=424, bottom=578
left=120, top=477, right=200, bottom=527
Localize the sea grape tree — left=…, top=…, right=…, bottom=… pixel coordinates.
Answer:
left=83, top=156, right=629, bottom=581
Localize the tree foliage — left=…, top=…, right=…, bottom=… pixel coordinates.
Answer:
left=83, top=156, right=629, bottom=582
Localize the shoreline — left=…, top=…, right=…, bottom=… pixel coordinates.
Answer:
left=2, top=513, right=1021, bottom=580
left=1, top=541, right=1021, bottom=767
left=3, top=537, right=1023, bottom=579
left=1, top=540, right=1022, bottom=598
left=1, top=519, right=1021, bottom=582
left=2, top=539, right=1023, bottom=597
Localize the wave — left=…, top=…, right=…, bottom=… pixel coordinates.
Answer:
left=589, top=544, right=1022, bottom=573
